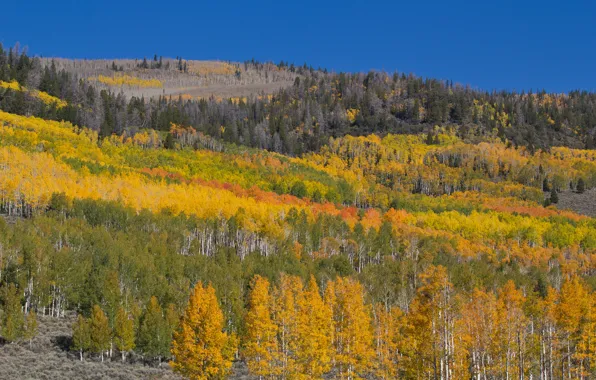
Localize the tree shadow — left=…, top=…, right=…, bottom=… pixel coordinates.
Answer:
left=51, top=335, right=72, bottom=352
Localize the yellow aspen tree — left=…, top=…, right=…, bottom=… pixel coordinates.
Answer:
left=23, top=311, right=38, bottom=348
left=495, top=281, right=528, bottom=380
left=372, top=304, right=407, bottom=379
left=407, top=265, right=456, bottom=380
left=557, top=276, right=593, bottom=378
left=582, top=290, right=596, bottom=377
left=456, top=288, right=498, bottom=378
left=328, top=277, right=374, bottom=380
left=89, top=305, right=111, bottom=362
left=450, top=294, right=470, bottom=380
left=523, top=290, right=550, bottom=380
left=295, top=275, right=333, bottom=379
left=170, top=282, right=234, bottom=380
left=537, top=287, right=560, bottom=380
left=272, top=274, right=303, bottom=378
left=243, top=275, right=279, bottom=379
left=114, top=307, right=135, bottom=362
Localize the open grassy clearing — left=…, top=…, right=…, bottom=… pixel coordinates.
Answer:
left=41, top=58, right=297, bottom=100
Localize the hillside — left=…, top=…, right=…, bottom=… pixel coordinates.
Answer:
left=43, top=57, right=295, bottom=100
left=0, top=315, right=183, bottom=380
left=3, top=45, right=596, bottom=154
left=0, top=43, right=595, bottom=379
left=557, top=189, right=596, bottom=217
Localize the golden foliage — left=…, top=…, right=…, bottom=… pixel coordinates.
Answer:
left=90, top=74, right=163, bottom=88
left=0, top=80, right=67, bottom=108
left=186, top=61, right=237, bottom=76
left=327, top=277, right=375, bottom=379
left=346, top=108, right=359, bottom=123
left=170, top=282, right=234, bottom=379
left=243, top=275, right=279, bottom=378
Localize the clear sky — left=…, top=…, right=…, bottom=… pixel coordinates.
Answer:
left=2, top=0, right=595, bottom=93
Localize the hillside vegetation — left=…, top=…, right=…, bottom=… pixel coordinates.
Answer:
left=0, top=44, right=595, bottom=379
left=42, top=56, right=296, bottom=100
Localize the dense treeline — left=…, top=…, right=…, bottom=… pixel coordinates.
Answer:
left=0, top=45, right=81, bottom=123
left=240, top=271, right=596, bottom=379
left=2, top=113, right=596, bottom=279
left=2, top=44, right=596, bottom=155
left=0, top=201, right=594, bottom=378
left=0, top=196, right=596, bottom=379
left=2, top=110, right=595, bottom=218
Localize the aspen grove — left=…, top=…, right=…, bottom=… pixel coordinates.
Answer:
left=0, top=45, right=594, bottom=379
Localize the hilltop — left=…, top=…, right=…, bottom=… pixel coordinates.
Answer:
left=42, top=57, right=295, bottom=100
left=3, top=44, right=596, bottom=155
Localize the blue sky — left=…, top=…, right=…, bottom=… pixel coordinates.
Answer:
left=2, top=0, right=595, bottom=92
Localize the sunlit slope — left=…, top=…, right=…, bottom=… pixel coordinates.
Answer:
left=0, top=110, right=595, bottom=271
left=45, top=58, right=296, bottom=99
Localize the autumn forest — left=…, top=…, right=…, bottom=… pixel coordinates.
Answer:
left=0, top=44, right=595, bottom=379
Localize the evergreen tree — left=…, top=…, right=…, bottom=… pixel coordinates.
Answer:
left=164, top=132, right=175, bottom=149
left=577, top=178, right=585, bottom=194
left=412, top=99, right=421, bottom=122
left=290, top=181, right=307, bottom=198
left=425, top=132, right=435, bottom=145
left=312, top=189, right=323, bottom=203
left=550, top=187, right=559, bottom=204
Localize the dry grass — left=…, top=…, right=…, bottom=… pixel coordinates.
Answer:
left=186, top=61, right=237, bottom=76
left=169, top=81, right=293, bottom=100
left=40, top=58, right=297, bottom=101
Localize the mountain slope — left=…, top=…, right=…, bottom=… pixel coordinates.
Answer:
left=0, top=44, right=595, bottom=379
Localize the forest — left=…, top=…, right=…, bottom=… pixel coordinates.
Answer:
left=0, top=43, right=595, bottom=379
